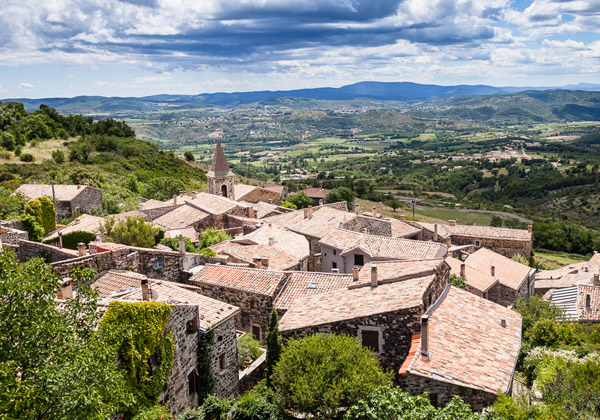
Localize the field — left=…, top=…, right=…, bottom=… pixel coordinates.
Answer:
left=0, top=138, right=73, bottom=165
left=535, top=250, right=589, bottom=269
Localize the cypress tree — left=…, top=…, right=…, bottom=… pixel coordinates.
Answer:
left=265, top=307, right=282, bottom=387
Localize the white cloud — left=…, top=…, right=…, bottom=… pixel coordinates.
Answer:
left=18, top=82, right=35, bottom=89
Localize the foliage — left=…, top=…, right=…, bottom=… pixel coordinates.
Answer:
left=525, top=319, right=581, bottom=350
left=286, top=192, right=313, bottom=209
left=265, top=308, right=282, bottom=387
left=145, top=177, right=187, bottom=201
left=17, top=213, right=45, bottom=241
left=184, top=151, right=195, bottom=162
left=200, top=247, right=217, bottom=257
left=196, top=329, right=215, bottom=405
left=326, top=187, right=355, bottom=210
left=387, top=198, right=400, bottom=212
left=44, top=229, right=97, bottom=250
left=160, top=236, right=197, bottom=253
left=229, top=389, right=282, bottom=420
left=19, top=153, right=34, bottom=162
left=0, top=252, right=131, bottom=419
left=490, top=215, right=503, bottom=227
left=132, top=405, right=172, bottom=420
left=272, top=334, right=392, bottom=419
left=25, top=196, right=56, bottom=235
left=345, top=385, right=484, bottom=420
left=200, top=228, right=232, bottom=249
left=200, top=394, right=233, bottom=420
left=51, top=149, right=65, bottom=164
left=101, top=215, right=162, bottom=248
left=515, top=297, right=564, bottom=333
left=489, top=393, right=550, bottom=420
left=238, top=334, right=263, bottom=370
left=99, top=301, right=174, bottom=418
left=0, top=188, right=26, bottom=220
left=279, top=200, right=297, bottom=210
left=512, top=253, right=529, bottom=265
left=450, top=274, right=468, bottom=290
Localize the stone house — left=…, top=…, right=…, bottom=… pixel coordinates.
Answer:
left=151, top=204, right=210, bottom=232
left=95, top=272, right=241, bottom=417
left=233, top=183, right=282, bottom=204
left=535, top=253, right=600, bottom=296
left=398, top=286, right=522, bottom=411
left=300, top=187, right=330, bottom=206
left=0, top=223, right=28, bottom=245
left=263, top=185, right=288, bottom=201
left=278, top=259, right=450, bottom=375
left=445, top=256, right=499, bottom=299
left=15, top=183, right=103, bottom=218
left=550, top=276, right=600, bottom=322
left=412, top=220, right=532, bottom=258
left=342, top=213, right=421, bottom=239
left=319, top=228, right=447, bottom=274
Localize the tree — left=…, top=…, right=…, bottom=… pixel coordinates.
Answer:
left=272, top=334, right=392, bottom=419
left=25, top=196, right=56, bottom=235
left=100, top=216, right=161, bottom=248
left=325, top=187, right=355, bottom=211
left=286, top=192, right=313, bottom=209
left=450, top=274, right=468, bottom=290
left=160, top=236, right=196, bottom=253
left=0, top=252, right=130, bottom=419
left=387, top=198, right=401, bottom=212
left=279, top=201, right=297, bottom=210
left=1, top=132, right=15, bottom=151
left=200, top=228, right=232, bottom=248
left=144, top=177, right=186, bottom=201
left=51, top=149, right=65, bottom=164
left=265, top=308, right=282, bottom=388
left=184, top=151, right=195, bottom=162
left=490, top=215, right=503, bottom=227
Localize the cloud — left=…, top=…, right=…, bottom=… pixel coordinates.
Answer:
left=18, top=82, right=35, bottom=90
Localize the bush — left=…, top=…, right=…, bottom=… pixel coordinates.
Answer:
left=279, top=201, right=297, bottom=210
left=229, top=390, right=282, bottom=420
left=272, top=334, right=392, bottom=419
left=160, top=237, right=197, bottom=253
left=450, top=274, right=468, bottom=290
left=184, top=151, right=195, bottom=162
left=52, top=150, right=65, bottom=164
left=200, top=229, right=232, bottom=249
left=25, top=196, right=56, bottom=235
left=44, top=230, right=96, bottom=250
left=200, top=248, right=216, bottom=257
left=100, top=216, right=161, bottom=248
left=201, top=395, right=233, bottom=420
left=132, top=405, right=172, bottom=420
left=19, top=153, right=34, bottom=162
left=238, top=334, right=263, bottom=370
left=286, top=192, right=313, bottom=209
left=18, top=213, right=45, bottom=242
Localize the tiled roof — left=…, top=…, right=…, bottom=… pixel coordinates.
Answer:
left=233, top=224, right=309, bottom=259
left=186, top=192, right=248, bottom=215
left=15, top=184, right=100, bottom=201
left=274, top=271, right=353, bottom=310
left=263, top=206, right=356, bottom=239
left=164, top=194, right=196, bottom=206
left=417, top=222, right=531, bottom=241
left=93, top=270, right=149, bottom=298
left=138, top=199, right=169, bottom=210
left=233, top=184, right=258, bottom=200
left=109, top=280, right=240, bottom=330
left=465, top=248, right=532, bottom=290
left=536, top=262, right=587, bottom=280
left=210, top=242, right=301, bottom=271
left=114, top=210, right=148, bottom=221
left=207, top=141, right=234, bottom=178
left=164, top=227, right=199, bottom=243
left=88, top=241, right=130, bottom=252
left=355, top=259, right=445, bottom=287
left=45, top=214, right=104, bottom=241
left=445, top=256, right=498, bottom=293
left=279, top=276, right=434, bottom=331
left=240, top=201, right=283, bottom=219
left=399, top=286, right=522, bottom=394
left=301, top=187, right=330, bottom=199
left=577, top=284, right=600, bottom=321
left=189, top=264, right=288, bottom=296
left=152, top=204, right=209, bottom=230
left=319, top=228, right=447, bottom=260
left=535, top=271, right=594, bottom=291
left=389, top=218, right=422, bottom=238
left=264, top=185, right=285, bottom=195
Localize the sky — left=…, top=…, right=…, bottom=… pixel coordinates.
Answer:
left=1, top=0, right=600, bottom=98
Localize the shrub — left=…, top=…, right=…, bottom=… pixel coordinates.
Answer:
left=229, top=390, right=282, bottom=420
left=25, top=196, right=56, bottom=235
left=19, top=153, right=34, bottom=162
left=200, top=248, right=217, bottom=257
left=238, top=334, right=263, bottom=370
left=200, top=229, right=232, bottom=249
left=52, top=149, right=65, bottom=164
left=184, top=151, right=195, bottom=162
left=286, top=192, right=313, bottom=209
left=18, top=213, right=45, bottom=242
left=450, top=274, right=468, bottom=290
left=132, top=405, right=172, bottom=420
left=100, top=216, right=161, bottom=248
left=279, top=201, right=297, bottom=210
left=160, top=237, right=197, bottom=253
left=201, top=395, right=233, bottom=420
left=44, top=230, right=96, bottom=250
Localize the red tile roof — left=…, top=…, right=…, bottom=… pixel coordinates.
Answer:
left=233, top=224, right=309, bottom=259
left=186, top=192, right=248, bottom=215
left=211, top=242, right=301, bottom=271
left=45, top=214, right=104, bottom=241
left=274, top=271, right=353, bottom=310
left=445, top=256, right=498, bottom=293
left=263, top=206, right=355, bottom=239
left=399, top=286, right=522, bottom=394
left=417, top=222, right=531, bottom=241
left=354, top=259, right=445, bottom=288
left=15, top=184, right=100, bottom=201
left=93, top=270, right=149, bottom=298
left=189, top=264, right=287, bottom=296
left=465, top=248, right=532, bottom=290
left=577, top=284, right=600, bottom=321
left=152, top=204, right=209, bottom=230
left=301, top=187, right=330, bottom=199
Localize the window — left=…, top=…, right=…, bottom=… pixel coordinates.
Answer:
left=586, top=294, right=591, bottom=309
left=333, top=249, right=337, bottom=255
left=252, top=325, right=261, bottom=341
left=354, top=254, right=364, bottom=266
left=361, top=330, right=379, bottom=353
left=308, top=282, right=318, bottom=290
left=332, top=262, right=337, bottom=269
left=429, top=393, right=439, bottom=406
left=188, top=370, right=198, bottom=395
left=219, top=353, right=226, bottom=372
left=475, top=240, right=481, bottom=247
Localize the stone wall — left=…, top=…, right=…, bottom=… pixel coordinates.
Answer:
left=140, top=204, right=182, bottom=221
left=19, top=239, right=79, bottom=263
left=343, top=215, right=392, bottom=237
left=239, top=351, right=266, bottom=393
left=487, top=276, right=530, bottom=307
left=70, top=186, right=103, bottom=216
left=210, top=316, right=240, bottom=399
left=399, top=373, right=498, bottom=411
left=55, top=201, right=73, bottom=219
left=236, top=187, right=281, bottom=204
left=450, top=235, right=531, bottom=259
left=0, top=227, right=28, bottom=245
left=423, top=266, right=450, bottom=311
left=307, top=236, right=323, bottom=272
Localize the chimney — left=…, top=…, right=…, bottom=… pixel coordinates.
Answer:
left=268, top=199, right=273, bottom=204
left=434, top=224, right=439, bottom=241
left=400, top=215, right=405, bottom=221
left=308, top=207, right=314, bottom=219
left=371, top=265, right=378, bottom=287
left=585, top=266, right=589, bottom=272
left=178, top=234, right=186, bottom=254
left=268, top=237, right=275, bottom=246
left=253, top=257, right=263, bottom=269
left=77, top=243, right=86, bottom=257
left=448, top=220, right=456, bottom=226
left=303, top=208, right=309, bottom=219
left=191, top=191, right=197, bottom=199
left=173, top=194, right=178, bottom=205
left=58, top=278, right=73, bottom=300
left=261, top=258, right=269, bottom=269
left=362, top=228, right=368, bottom=234
left=460, top=263, right=466, bottom=278
left=500, top=319, right=507, bottom=328
left=248, top=208, right=256, bottom=219
left=356, top=205, right=361, bottom=215
left=141, top=279, right=149, bottom=301
left=491, top=265, right=496, bottom=277
left=445, top=238, right=451, bottom=247
left=58, top=231, right=63, bottom=249
left=77, top=184, right=81, bottom=189
left=353, top=266, right=359, bottom=281
left=319, top=199, right=324, bottom=206
left=528, top=225, right=532, bottom=233
left=372, top=207, right=377, bottom=218
left=421, top=315, right=429, bottom=357
left=593, top=273, right=600, bottom=286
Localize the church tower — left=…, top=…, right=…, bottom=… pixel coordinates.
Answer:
left=207, top=141, right=235, bottom=200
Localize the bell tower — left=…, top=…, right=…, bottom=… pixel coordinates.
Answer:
left=207, top=141, right=235, bottom=200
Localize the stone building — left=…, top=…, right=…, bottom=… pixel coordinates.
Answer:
left=319, top=228, right=447, bottom=273
left=233, top=183, right=282, bottom=204
left=342, top=213, right=421, bottom=239
left=0, top=223, right=28, bottom=246
left=95, top=272, right=241, bottom=417
left=300, top=187, right=330, bottom=206
left=412, top=220, right=532, bottom=258
left=15, top=183, right=103, bottom=218
left=444, top=256, right=499, bottom=299
left=535, top=253, right=600, bottom=296
left=398, top=286, right=522, bottom=411
left=207, top=141, right=235, bottom=200
left=550, top=276, right=600, bottom=322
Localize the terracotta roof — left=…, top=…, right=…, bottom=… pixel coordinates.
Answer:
left=207, top=141, right=234, bottom=178
left=233, top=184, right=258, bottom=200
left=152, top=204, right=209, bottom=230
left=263, top=206, right=356, bottom=239
left=233, top=224, right=309, bottom=259
left=399, top=286, right=522, bottom=394
left=535, top=271, right=595, bottom=291
left=577, top=284, right=600, bottom=321
left=210, top=242, right=301, bottom=271
left=93, top=269, right=149, bottom=298
left=15, top=184, right=100, bottom=201
left=240, top=201, right=282, bottom=219
left=138, top=199, right=169, bottom=210
left=164, top=194, right=196, bottom=206
left=465, top=248, right=532, bottom=290
left=186, top=192, right=248, bottom=215
left=274, top=271, right=353, bottom=310
left=105, top=279, right=240, bottom=330
left=264, top=185, right=285, bottom=195
left=536, top=262, right=587, bottom=280
left=301, top=187, right=330, bottom=199
left=320, top=228, right=447, bottom=260
left=389, top=218, right=422, bottom=238
left=164, top=227, right=199, bottom=243
left=279, top=276, right=435, bottom=332
left=189, top=264, right=287, bottom=296
left=354, top=259, right=446, bottom=287
left=45, top=214, right=104, bottom=240
left=417, top=222, right=531, bottom=241
left=114, top=210, right=148, bottom=221
left=88, top=241, right=130, bottom=252
left=445, top=256, right=498, bottom=293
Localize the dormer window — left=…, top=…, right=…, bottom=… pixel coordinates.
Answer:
left=586, top=294, right=591, bottom=310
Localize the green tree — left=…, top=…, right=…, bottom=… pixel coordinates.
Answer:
left=184, top=151, right=195, bottom=162
left=0, top=252, right=130, bottom=419
left=279, top=200, right=297, bottom=210
left=145, top=177, right=186, bottom=201
left=265, top=308, right=282, bottom=387
left=490, top=215, right=503, bottom=227
left=51, top=149, right=65, bottom=164
left=515, top=296, right=564, bottom=332
left=272, top=334, right=392, bottom=419
left=287, top=192, right=313, bottom=209
left=25, top=196, right=56, bottom=235
left=19, top=153, right=34, bottom=162
left=200, top=228, right=232, bottom=248
left=159, top=236, right=196, bottom=253
left=1, top=132, right=15, bottom=151
left=18, top=213, right=45, bottom=242
left=387, top=198, right=401, bottom=212
left=450, top=274, right=468, bottom=290
left=325, top=187, right=355, bottom=211
left=101, top=216, right=161, bottom=248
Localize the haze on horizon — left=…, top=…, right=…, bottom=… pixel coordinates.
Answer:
left=1, top=0, right=599, bottom=99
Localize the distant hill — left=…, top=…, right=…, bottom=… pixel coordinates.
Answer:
left=4, top=81, right=600, bottom=114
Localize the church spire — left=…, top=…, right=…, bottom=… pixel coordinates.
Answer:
left=207, top=141, right=233, bottom=178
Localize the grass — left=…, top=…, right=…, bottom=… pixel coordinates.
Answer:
left=0, top=138, right=73, bottom=165
left=535, top=250, right=589, bottom=269
left=413, top=208, right=494, bottom=225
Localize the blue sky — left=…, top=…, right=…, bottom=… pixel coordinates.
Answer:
left=1, top=0, right=599, bottom=98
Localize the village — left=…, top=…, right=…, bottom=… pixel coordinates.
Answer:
left=2, top=141, right=596, bottom=418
